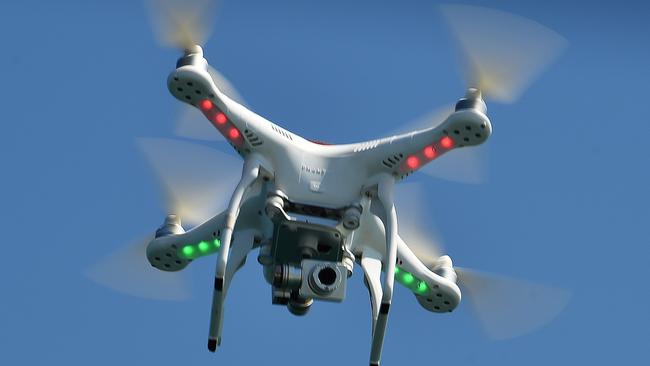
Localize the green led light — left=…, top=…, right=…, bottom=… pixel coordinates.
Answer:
left=417, top=281, right=428, bottom=293
left=182, top=246, right=195, bottom=257
left=198, top=241, right=210, bottom=253
left=403, top=273, right=414, bottom=285
left=213, top=238, right=221, bottom=249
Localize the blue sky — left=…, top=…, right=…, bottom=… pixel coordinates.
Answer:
left=1, top=0, right=649, bottom=364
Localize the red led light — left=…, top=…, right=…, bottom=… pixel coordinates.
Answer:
left=406, top=156, right=420, bottom=170
left=200, top=99, right=213, bottom=110
left=424, top=146, right=436, bottom=159
left=215, top=112, right=227, bottom=125
left=440, top=136, right=454, bottom=149
left=228, top=128, right=240, bottom=139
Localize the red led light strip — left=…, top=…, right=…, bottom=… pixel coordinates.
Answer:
left=440, top=136, right=454, bottom=149
left=198, top=99, right=243, bottom=146
left=403, top=136, right=455, bottom=172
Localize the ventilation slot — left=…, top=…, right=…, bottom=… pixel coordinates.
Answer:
left=271, top=125, right=293, bottom=141
left=381, top=153, right=404, bottom=168
left=398, top=172, right=411, bottom=181
left=244, top=129, right=264, bottom=147
left=353, top=140, right=380, bottom=152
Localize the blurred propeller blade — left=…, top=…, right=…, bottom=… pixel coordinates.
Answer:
left=137, top=137, right=241, bottom=226
left=395, top=182, right=444, bottom=264
left=207, top=66, right=247, bottom=106
left=86, top=138, right=239, bottom=300
left=395, top=183, right=570, bottom=339
left=175, top=66, right=247, bottom=141
left=456, top=267, right=571, bottom=340
left=146, top=0, right=219, bottom=50
left=174, top=105, right=223, bottom=141
left=421, top=145, right=488, bottom=185
left=85, top=236, right=191, bottom=301
left=387, top=105, right=454, bottom=137
left=440, top=4, right=568, bottom=103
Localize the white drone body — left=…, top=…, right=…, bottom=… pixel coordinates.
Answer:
left=146, top=46, right=491, bottom=365
left=82, top=3, right=576, bottom=365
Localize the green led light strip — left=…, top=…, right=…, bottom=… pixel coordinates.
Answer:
left=178, top=238, right=222, bottom=259
left=394, top=267, right=429, bottom=295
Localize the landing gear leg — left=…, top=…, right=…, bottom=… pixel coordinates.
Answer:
left=207, top=158, right=260, bottom=351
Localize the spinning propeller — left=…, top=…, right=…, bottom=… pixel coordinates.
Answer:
left=87, top=0, right=245, bottom=300
left=148, top=0, right=247, bottom=141
left=85, top=139, right=240, bottom=300
left=396, top=183, right=571, bottom=340
left=146, top=0, right=217, bottom=52
left=440, top=4, right=568, bottom=104
left=404, top=5, right=567, bottom=184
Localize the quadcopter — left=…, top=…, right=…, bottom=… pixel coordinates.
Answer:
left=88, top=2, right=570, bottom=365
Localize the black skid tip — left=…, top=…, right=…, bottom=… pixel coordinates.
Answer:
left=208, top=339, right=217, bottom=352
left=214, top=277, right=224, bottom=291
left=370, top=363, right=380, bottom=366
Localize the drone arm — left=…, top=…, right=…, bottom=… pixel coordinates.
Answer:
left=351, top=108, right=491, bottom=179
left=147, top=212, right=226, bottom=271
left=167, top=63, right=254, bottom=150
left=169, top=61, right=314, bottom=154
left=394, top=236, right=461, bottom=312
left=146, top=185, right=270, bottom=271
left=207, top=155, right=262, bottom=351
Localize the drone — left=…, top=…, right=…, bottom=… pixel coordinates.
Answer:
left=88, top=2, right=571, bottom=365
